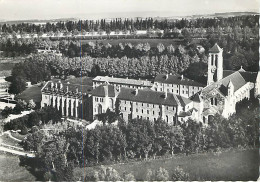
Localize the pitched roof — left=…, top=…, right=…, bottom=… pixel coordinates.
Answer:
left=117, top=87, right=192, bottom=106
left=42, top=78, right=93, bottom=97
left=223, top=70, right=257, bottom=83
left=154, top=74, right=205, bottom=87
left=190, top=93, right=203, bottom=102
left=93, top=76, right=152, bottom=87
left=209, top=43, right=222, bottom=53
left=91, top=84, right=115, bottom=97
left=202, top=71, right=247, bottom=96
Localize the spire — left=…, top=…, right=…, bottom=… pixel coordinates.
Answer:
left=209, top=43, right=222, bottom=53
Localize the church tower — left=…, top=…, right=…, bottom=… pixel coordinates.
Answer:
left=207, top=43, right=223, bottom=85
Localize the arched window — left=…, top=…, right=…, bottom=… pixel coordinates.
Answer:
left=109, top=98, right=113, bottom=108
left=98, top=104, right=102, bottom=114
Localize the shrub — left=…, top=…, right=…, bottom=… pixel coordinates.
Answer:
left=172, top=166, right=190, bottom=181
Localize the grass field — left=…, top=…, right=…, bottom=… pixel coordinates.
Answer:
left=82, top=148, right=258, bottom=181
left=16, top=84, right=42, bottom=106
left=0, top=153, right=36, bottom=181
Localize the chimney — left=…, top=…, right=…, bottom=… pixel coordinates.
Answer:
left=166, top=74, right=169, bottom=79
left=66, top=86, right=69, bottom=92
left=50, top=82, right=54, bottom=88
left=135, top=88, right=138, bottom=95
left=165, top=91, right=168, bottom=99
left=76, top=87, right=79, bottom=93
left=181, top=75, right=184, bottom=80
left=104, top=85, right=108, bottom=97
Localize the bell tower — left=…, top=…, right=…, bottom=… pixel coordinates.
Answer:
left=207, top=43, right=223, bottom=85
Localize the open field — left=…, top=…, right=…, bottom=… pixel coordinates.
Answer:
left=0, top=153, right=36, bottom=181
left=16, top=84, right=42, bottom=105
left=82, top=148, right=258, bottom=181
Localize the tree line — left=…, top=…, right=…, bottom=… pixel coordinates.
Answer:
left=20, top=98, right=258, bottom=180
left=0, top=15, right=258, bottom=34
left=3, top=106, right=61, bottom=133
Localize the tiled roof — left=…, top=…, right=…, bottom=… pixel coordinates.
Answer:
left=223, top=70, right=257, bottom=83
left=117, top=87, right=192, bottom=106
left=209, top=43, right=222, bottom=53
left=93, top=76, right=152, bottom=87
left=220, top=71, right=246, bottom=92
left=202, top=71, right=248, bottom=96
left=154, top=74, right=205, bottom=87
left=190, top=93, right=203, bottom=102
left=91, top=84, right=115, bottom=97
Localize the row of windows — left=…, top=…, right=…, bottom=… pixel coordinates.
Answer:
left=155, top=83, right=201, bottom=90
left=94, top=97, right=104, bottom=102
left=136, top=115, right=177, bottom=125
left=122, top=106, right=176, bottom=114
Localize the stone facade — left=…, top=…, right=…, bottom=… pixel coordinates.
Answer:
left=41, top=44, right=259, bottom=125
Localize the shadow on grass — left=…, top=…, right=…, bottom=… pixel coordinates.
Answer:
left=19, top=156, right=45, bottom=181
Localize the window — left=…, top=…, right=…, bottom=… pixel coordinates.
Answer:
left=153, top=111, right=155, bottom=115
left=215, top=55, right=218, bottom=66
left=182, top=91, right=184, bottom=94
left=166, top=106, right=168, bottom=110
left=211, top=55, right=214, bottom=65
left=159, top=112, right=161, bottom=116
left=177, top=85, right=179, bottom=88
left=154, top=118, right=156, bottom=122
left=172, top=89, right=174, bottom=92
left=153, top=104, right=155, bottom=108
left=186, top=91, right=188, bottom=94
left=147, top=103, right=149, bottom=107
left=130, top=108, right=132, bottom=111
left=137, top=115, right=139, bottom=119
left=177, top=90, right=179, bottom=93
left=147, top=110, right=149, bottom=114
left=142, top=103, right=143, bottom=106
left=142, top=109, right=143, bottom=113
left=211, top=98, right=217, bottom=105
left=136, top=108, right=138, bottom=112
left=173, top=107, right=175, bottom=111
left=147, top=117, right=149, bottom=120
left=125, top=107, right=126, bottom=111
left=136, top=102, right=138, bottom=105
left=183, top=85, right=184, bottom=88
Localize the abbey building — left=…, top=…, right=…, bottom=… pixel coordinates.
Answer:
left=41, top=44, right=260, bottom=125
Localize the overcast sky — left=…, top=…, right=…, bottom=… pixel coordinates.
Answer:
left=0, top=0, right=259, bottom=20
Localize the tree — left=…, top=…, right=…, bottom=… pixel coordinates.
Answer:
left=171, top=166, right=190, bottom=181
left=9, top=76, right=27, bottom=94
left=145, top=167, right=169, bottom=181
left=28, top=99, right=36, bottom=110
left=85, top=166, right=122, bottom=181
left=1, top=106, right=13, bottom=118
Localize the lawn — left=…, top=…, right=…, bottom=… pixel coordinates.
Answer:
left=0, top=153, right=36, bottom=181
left=16, top=84, right=42, bottom=106
left=0, top=133, right=21, bottom=147
left=81, top=148, right=259, bottom=181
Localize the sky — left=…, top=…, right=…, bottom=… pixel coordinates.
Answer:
left=0, top=0, right=259, bottom=20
